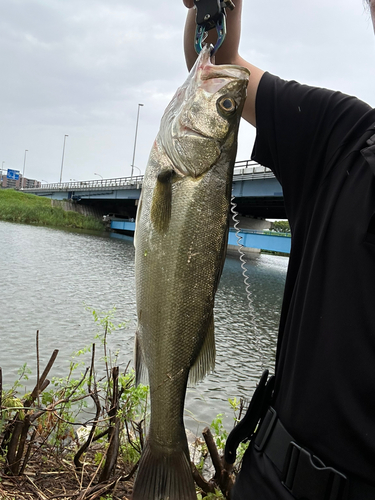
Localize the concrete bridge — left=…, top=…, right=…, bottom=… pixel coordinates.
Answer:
left=24, top=160, right=286, bottom=220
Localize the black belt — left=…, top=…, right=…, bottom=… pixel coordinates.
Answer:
left=254, top=407, right=375, bottom=500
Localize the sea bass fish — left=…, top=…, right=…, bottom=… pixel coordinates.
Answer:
left=132, top=45, right=249, bottom=500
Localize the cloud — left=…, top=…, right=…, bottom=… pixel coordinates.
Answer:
left=0, top=0, right=374, bottom=182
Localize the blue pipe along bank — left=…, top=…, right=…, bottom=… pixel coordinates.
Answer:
left=110, top=220, right=291, bottom=255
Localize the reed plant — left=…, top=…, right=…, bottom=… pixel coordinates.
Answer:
left=0, top=189, right=104, bottom=231
left=0, top=307, right=148, bottom=499
left=0, top=306, right=244, bottom=499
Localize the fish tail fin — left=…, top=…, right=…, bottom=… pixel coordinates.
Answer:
left=132, top=441, right=196, bottom=500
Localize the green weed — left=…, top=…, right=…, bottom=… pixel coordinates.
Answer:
left=0, top=189, right=104, bottom=230
left=197, top=490, right=225, bottom=499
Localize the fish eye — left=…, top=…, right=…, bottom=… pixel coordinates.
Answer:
left=217, top=96, right=237, bottom=114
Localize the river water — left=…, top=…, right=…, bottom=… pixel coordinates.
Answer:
left=0, top=220, right=288, bottom=431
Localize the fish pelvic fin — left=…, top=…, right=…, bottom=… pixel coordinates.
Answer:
left=132, top=440, right=196, bottom=500
left=150, top=169, right=174, bottom=234
left=188, top=313, right=216, bottom=386
left=134, top=331, right=149, bottom=386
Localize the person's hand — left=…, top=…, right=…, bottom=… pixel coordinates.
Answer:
left=183, top=0, right=194, bottom=8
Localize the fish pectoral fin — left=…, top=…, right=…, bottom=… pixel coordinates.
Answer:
left=150, top=168, right=174, bottom=233
left=188, top=314, right=216, bottom=386
left=134, top=331, right=149, bottom=386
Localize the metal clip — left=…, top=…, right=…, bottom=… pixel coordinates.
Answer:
left=194, top=0, right=234, bottom=55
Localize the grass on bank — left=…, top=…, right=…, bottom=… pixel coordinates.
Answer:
left=0, top=189, right=104, bottom=231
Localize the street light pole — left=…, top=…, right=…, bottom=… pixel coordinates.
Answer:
left=22, top=150, right=28, bottom=189
left=130, top=103, right=143, bottom=179
left=59, top=134, right=68, bottom=184
left=0, top=161, right=4, bottom=187
left=94, top=172, right=103, bottom=180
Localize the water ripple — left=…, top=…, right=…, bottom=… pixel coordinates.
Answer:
left=0, top=221, right=288, bottom=430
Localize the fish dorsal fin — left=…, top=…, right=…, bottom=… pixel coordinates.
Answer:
left=150, top=169, right=174, bottom=233
left=134, top=331, right=149, bottom=386
left=188, top=314, right=216, bottom=386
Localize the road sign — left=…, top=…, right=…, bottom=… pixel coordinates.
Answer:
left=7, top=169, right=20, bottom=180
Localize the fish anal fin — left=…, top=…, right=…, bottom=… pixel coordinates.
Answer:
left=132, top=440, right=196, bottom=500
left=150, top=169, right=174, bottom=233
left=134, top=331, right=149, bottom=386
left=188, top=314, right=216, bottom=386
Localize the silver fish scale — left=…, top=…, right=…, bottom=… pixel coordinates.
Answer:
left=133, top=45, right=249, bottom=500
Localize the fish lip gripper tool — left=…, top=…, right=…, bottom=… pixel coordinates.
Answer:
left=193, top=0, right=235, bottom=55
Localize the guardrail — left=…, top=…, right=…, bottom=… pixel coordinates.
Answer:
left=22, top=161, right=275, bottom=192
left=27, top=175, right=144, bottom=192
left=235, top=228, right=291, bottom=237
left=233, top=161, right=275, bottom=180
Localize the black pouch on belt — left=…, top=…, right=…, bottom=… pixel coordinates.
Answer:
left=224, top=369, right=275, bottom=465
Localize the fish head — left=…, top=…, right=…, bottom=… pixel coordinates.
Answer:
left=159, top=45, right=250, bottom=178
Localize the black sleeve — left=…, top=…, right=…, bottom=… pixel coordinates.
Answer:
left=251, top=72, right=373, bottom=221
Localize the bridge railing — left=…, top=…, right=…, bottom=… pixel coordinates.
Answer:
left=233, top=160, right=275, bottom=180
left=30, top=175, right=144, bottom=192
left=23, top=161, right=275, bottom=192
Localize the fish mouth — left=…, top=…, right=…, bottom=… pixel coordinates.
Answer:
left=202, top=64, right=250, bottom=80
left=181, top=125, right=212, bottom=140
left=198, top=45, right=250, bottom=84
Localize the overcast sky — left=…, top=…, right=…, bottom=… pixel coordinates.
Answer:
left=0, top=0, right=374, bottom=184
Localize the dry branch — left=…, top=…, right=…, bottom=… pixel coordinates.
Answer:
left=99, top=366, right=120, bottom=483
left=4, top=348, right=59, bottom=475
left=199, top=426, right=235, bottom=499
left=74, top=345, right=101, bottom=470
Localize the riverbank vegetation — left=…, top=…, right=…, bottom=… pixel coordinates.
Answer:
left=270, top=220, right=290, bottom=233
left=0, top=309, right=246, bottom=499
left=0, top=190, right=104, bottom=231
